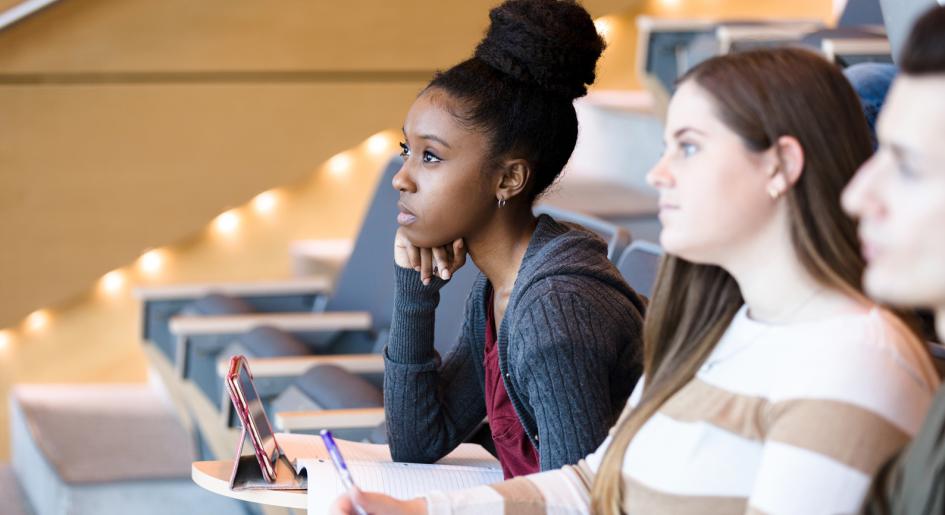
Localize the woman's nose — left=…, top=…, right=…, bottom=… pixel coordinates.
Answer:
left=391, top=161, right=416, bottom=193
left=646, top=156, right=675, bottom=189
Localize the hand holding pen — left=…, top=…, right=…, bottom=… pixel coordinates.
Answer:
left=321, top=430, right=369, bottom=515
left=322, top=430, right=428, bottom=515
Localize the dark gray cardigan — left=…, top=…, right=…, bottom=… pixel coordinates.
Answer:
left=383, top=215, right=646, bottom=470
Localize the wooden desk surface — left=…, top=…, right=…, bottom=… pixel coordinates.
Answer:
left=192, top=460, right=307, bottom=509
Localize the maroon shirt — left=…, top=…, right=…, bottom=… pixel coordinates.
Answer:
left=484, top=296, right=540, bottom=479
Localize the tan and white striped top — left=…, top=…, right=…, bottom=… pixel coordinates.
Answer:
left=425, top=305, right=939, bottom=514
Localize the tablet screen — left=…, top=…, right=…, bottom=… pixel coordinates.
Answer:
left=237, top=361, right=278, bottom=466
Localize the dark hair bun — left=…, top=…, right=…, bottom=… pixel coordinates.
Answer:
left=474, top=0, right=606, bottom=99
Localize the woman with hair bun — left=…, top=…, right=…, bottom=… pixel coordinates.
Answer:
left=380, top=0, right=645, bottom=483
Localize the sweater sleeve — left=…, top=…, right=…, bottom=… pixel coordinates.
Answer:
left=513, top=285, right=640, bottom=470
left=384, top=265, right=488, bottom=464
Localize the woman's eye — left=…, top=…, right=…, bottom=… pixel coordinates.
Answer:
left=399, top=142, right=410, bottom=159
left=422, top=151, right=442, bottom=163
left=897, top=163, right=919, bottom=180
left=680, top=142, right=699, bottom=157
left=892, top=155, right=921, bottom=180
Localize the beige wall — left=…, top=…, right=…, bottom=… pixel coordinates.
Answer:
left=0, top=81, right=427, bottom=327
left=0, top=0, right=631, bottom=73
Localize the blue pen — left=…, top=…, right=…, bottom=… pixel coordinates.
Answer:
left=320, top=430, right=368, bottom=515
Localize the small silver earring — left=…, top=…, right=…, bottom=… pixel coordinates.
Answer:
left=497, top=198, right=507, bottom=208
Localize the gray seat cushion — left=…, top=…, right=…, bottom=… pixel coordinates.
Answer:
left=294, top=365, right=383, bottom=410
left=186, top=294, right=255, bottom=316
left=240, top=326, right=312, bottom=358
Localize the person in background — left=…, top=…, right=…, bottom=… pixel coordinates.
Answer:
left=842, top=5, right=945, bottom=513
left=845, top=62, right=898, bottom=148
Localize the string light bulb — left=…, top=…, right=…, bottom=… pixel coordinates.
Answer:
left=0, top=330, right=12, bottom=351
left=25, top=310, right=50, bottom=333
left=252, top=191, right=279, bottom=215
left=215, top=210, right=241, bottom=235
left=366, top=133, right=393, bottom=155
left=139, top=249, right=165, bottom=275
left=328, top=153, right=353, bottom=177
left=100, top=270, right=126, bottom=296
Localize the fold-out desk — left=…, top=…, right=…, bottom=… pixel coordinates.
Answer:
left=192, top=460, right=306, bottom=509
left=192, top=433, right=315, bottom=510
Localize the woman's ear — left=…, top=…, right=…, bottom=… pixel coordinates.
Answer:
left=496, top=158, right=532, bottom=203
left=766, top=135, right=805, bottom=198
left=776, top=135, right=805, bottom=186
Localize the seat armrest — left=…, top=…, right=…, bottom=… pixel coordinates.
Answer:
left=169, top=311, right=373, bottom=336
left=216, top=354, right=384, bottom=379
left=134, top=276, right=333, bottom=301
left=274, top=407, right=385, bottom=433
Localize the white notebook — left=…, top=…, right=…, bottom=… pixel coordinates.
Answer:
left=276, top=433, right=503, bottom=514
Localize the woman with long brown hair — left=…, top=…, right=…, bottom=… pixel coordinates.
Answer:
left=330, top=47, right=938, bottom=515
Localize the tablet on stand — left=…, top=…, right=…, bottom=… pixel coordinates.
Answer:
left=225, top=355, right=306, bottom=490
